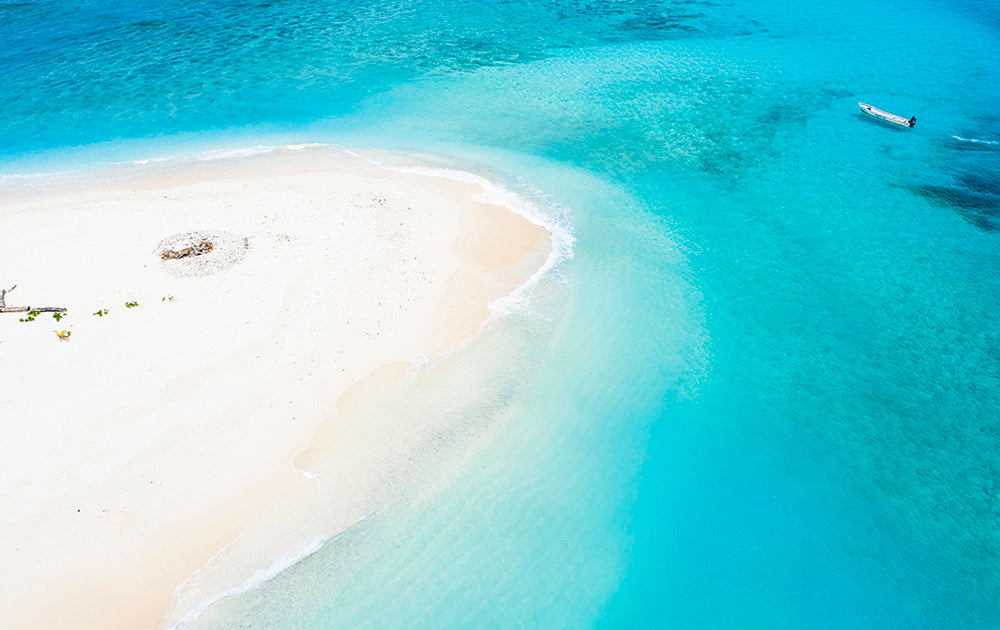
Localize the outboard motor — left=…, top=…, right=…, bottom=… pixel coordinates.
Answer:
left=909, top=116, right=916, bottom=127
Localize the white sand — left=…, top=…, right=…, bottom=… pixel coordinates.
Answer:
left=0, top=151, right=551, bottom=629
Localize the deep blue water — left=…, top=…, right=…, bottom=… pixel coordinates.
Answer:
left=2, top=0, right=999, bottom=628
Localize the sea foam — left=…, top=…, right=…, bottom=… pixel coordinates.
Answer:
left=168, top=535, right=329, bottom=630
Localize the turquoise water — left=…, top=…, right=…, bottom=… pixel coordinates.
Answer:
left=3, top=0, right=999, bottom=628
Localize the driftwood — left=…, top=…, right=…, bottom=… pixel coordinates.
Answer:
left=0, top=285, right=66, bottom=314
left=161, top=240, right=214, bottom=260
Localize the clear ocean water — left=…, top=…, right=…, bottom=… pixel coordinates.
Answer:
left=3, top=0, right=999, bottom=628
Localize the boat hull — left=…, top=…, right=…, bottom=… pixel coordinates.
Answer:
left=859, top=102, right=915, bottom=127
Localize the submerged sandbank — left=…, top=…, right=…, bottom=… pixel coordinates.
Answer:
left=0, top=148, right=555, bottom=629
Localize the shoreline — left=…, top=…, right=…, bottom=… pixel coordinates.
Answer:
left=0, top=148, right=559, bottom=629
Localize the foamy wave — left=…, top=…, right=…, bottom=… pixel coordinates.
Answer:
left=167, top=504, right=381, bottom=630
left=284, top=142, right=330, bottom=151
left=0, top=171, right=59, bottom=184
left=108, top=155, right=175, bottom=166
left=400, top=167, right=573, bottom=328
left=194, top=145, right=281, bottom=161
left=194, top=143, right=334, bottom=161
left=0, top=143, right=340, bottom=190
left=404, top=353, right=434, bottom=386
left=1, top=156, right=174, bottom=185
left=343, top=150, right=577, bottom=328
left=168, top=535, right=329, bottom=630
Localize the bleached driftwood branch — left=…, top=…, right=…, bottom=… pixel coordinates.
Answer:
left=0, top=285, right=66, bottom=313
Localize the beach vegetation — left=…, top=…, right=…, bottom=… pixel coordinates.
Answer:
left=52, top=312, right=66, bottom=322
left=18, top=310, right=41, bottom=322
left=162, top=295, right=174, bottom=302
left=93, top=309, right=109, bottom=317
left=55, top=329, right=71, bottom=341
left=125, top=301, right=139, bottom=308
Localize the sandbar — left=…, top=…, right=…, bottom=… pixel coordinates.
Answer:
left=0, top=149, right=552, bottom=629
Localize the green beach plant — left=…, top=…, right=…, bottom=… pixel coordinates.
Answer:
left=93, top=309, right=109, bottom=317
left=125, top=301, right=139, bottom=308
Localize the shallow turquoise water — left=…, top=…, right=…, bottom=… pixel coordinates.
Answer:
left=2, top=0, right=999, bottom=627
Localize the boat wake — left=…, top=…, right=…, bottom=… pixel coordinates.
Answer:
left=949, top=135, right=1000, bottom=150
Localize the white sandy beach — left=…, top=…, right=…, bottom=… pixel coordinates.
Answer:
left=0, top=150, right=551, bottom=629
